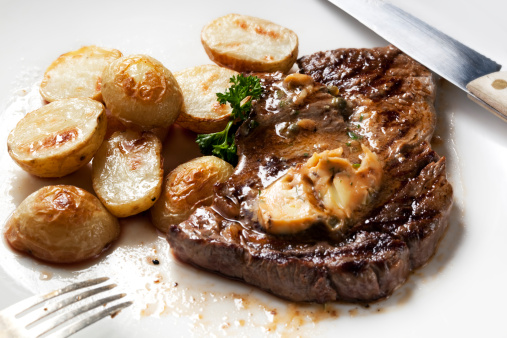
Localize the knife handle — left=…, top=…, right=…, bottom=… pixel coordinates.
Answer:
left=467, top=71, right=507, bottom=121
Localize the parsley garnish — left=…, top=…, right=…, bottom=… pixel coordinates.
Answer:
left=195, top=120, right=237, bottom=163
left=196, top=75, right=262, bottom=165
left=348, top=131, right=360, bottom=140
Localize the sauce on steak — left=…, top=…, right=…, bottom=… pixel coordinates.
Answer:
left=167, top=46, right=453, bottom=303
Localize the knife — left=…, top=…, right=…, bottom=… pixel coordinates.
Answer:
left=327, top=0, right=507, bottom=121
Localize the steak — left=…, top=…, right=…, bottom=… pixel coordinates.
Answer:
left=167, top=46, right=453, bottom=303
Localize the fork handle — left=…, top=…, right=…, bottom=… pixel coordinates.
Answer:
left=467, top=71, right=507, bottom=121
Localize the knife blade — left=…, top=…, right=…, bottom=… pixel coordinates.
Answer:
left=327, top=0, right=507, bottom=121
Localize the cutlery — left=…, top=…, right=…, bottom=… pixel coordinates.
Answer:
left=327, top=0, right=507, bottom=121
left=0, top=277, right=132, bottom=338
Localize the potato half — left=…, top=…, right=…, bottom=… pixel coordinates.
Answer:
left=7, top=98, right=106, bottom=178
left=101, top=54, right=183, bottom=130
left=201, top=14, right=298, bottom=73
left=175, top=64, right=238, bottom=133
left=92, top=130, right=163, bottom=218
left=150, top=156, right=234, bottom=232
left=5, top=185, right=120, bottom=264
left=40, top=46, right=122, bottom=102
left=104, top=110, right=169, bottom=142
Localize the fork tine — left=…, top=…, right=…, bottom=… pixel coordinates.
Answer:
left=31, top=293, right=128, bottom=337
left=36, top=299, right=133, bottom=338
left=23, top=284, right=117, bottom=327
left=1, top=277, right=110, bottom=317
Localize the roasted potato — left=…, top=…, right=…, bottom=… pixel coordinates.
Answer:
left=201, top=14, right=298, bottom=73
left=7, top=98, right=106, bottom=178
left=92, top=130, right=163, bottom=218
left=4, top=185, right=120, bottom=264
left=40, top=46, right=122, bottom=102
left=104, top=110, right=169, bottom=142
left=101, top=54, right=183, bottom=130
left=150, top=156, right=234, bottom=232
left=175, top=64, right=238, bottom=133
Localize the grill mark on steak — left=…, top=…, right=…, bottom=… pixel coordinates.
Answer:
left=167, top=46, right=452, bottom=303
left=298, top=45, right=436, bottom=160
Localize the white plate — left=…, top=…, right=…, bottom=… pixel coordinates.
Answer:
left=1, top=0, right=506, bottom=337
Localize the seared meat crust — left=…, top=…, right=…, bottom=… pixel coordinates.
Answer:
left=167, top=46, right=452, bottom=303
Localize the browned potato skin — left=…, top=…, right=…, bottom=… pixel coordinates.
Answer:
left=176, top=104, right=230, bottom=134
left=7, top=98, right=107, bottom=178
left=150, top=156, right=234, bottom=232
left=92, top=130, right=164, bottom=218
left=40, top=46, right=123, bottom=102
left=203, top=44, right=297, bottom=74
left=105, top=110, right=169, bottom=142
left=5, top=185, right=120, bottom=264
left=101, top=54, right=183, bottom=130
left=201, top=14, right=299, bottom=73
left=174, top=64, right=238, bottom=134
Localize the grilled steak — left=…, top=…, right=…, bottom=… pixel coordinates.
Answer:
left=167, top=46, right=453, bottom=303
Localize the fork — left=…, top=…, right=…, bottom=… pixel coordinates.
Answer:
left=0, top=277, right=132, bottom=338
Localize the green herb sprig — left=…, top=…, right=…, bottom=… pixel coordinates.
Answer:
left=196, top=75, right=262, bottom=165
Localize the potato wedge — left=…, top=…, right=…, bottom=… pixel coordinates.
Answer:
left=175, top=64, right=238, bottom=133
left=40, top=46, right=122, bottom=102
left=150, top=156, right=234, bottom=232
left=92, top=130, right=163, bottom=218
left=101, top=54, right=183, bottom=130
left=7, top=98, right=106, bottom=178
left=5, top=185, right=120, bottom=264
left=201, top=14, right=298, bottom=73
